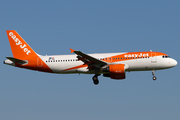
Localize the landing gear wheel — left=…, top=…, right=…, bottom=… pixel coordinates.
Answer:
left=153, top=76, right=157, bottom=80
left=92, top=76, right=99, bottom=85
left=92, top=76, right=98, bottom=81
left=93, top=80, right=99, bottom=85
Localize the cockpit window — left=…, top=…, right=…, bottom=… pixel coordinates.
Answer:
left=162, top=55, right=170, bottom=58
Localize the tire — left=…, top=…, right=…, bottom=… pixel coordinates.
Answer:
left=93, top=80, right=99, bottom=85
left=153, top=76, right=157, bottom=80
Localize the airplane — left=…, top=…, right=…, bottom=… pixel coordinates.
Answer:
left=4, top=30, right=177, bottom=85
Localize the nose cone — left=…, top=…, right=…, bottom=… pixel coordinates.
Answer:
left=171, top=59, right=178, bottom=67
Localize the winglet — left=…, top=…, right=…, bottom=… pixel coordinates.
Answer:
left=70, top=48, right=75, bottom=53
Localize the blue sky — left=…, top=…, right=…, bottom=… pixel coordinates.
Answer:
left=0, top=0, right=180, bottom=120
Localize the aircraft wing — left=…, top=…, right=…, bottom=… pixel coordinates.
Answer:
left=70, top=48, right=107, bottom=69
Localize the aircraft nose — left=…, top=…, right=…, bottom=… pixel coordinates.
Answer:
left=171, top=59, right=178, bottom=67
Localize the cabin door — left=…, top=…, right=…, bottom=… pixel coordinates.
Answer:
left=151, top=53, right=157, bottom=63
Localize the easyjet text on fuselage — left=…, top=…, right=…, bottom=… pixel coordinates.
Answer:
left=124, top=53, right=149, bottom=58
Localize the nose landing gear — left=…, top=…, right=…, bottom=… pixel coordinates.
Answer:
left=152, top=70, right=157, bottom=80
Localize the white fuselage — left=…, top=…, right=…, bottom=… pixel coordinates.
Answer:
left=38, top=52, right=177, bottom=74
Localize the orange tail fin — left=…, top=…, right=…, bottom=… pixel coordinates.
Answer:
left=6, top=30, right=53, bottom=73
left=6, top=30, right=37, bottom=59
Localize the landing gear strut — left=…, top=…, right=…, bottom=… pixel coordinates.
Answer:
left=92, top=74, right=100, bottom=85
left=152, top=70, right=157, bottom=80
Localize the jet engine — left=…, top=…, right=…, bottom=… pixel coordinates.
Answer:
left=102, top=64, right=126, bottom=79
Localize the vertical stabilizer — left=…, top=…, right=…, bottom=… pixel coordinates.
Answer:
left=5, top=30, right=53, bottom=73
left=6, top=30, right=37, bottom=59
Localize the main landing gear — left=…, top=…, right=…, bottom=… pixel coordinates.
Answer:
left=152, top=70, right=157, bottom=80
left=92, top=74, right=100, bottom=85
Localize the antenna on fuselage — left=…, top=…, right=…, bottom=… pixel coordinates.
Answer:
left=150, top=50, right=152, bottom=52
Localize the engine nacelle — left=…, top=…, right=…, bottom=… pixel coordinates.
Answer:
left=102, top=64, right=126, bottom=79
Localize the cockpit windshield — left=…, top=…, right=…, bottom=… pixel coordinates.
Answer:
left=162, top=55, right=170, bottom=58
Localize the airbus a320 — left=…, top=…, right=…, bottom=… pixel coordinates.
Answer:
left=4, top=30, right=177, bottom=85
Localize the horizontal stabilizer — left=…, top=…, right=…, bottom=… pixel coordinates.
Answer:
left=6, top=57, right=27, bottom=64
